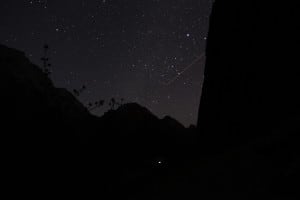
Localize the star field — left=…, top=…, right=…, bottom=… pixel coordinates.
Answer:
left=0, top=0, right=213, bottom=126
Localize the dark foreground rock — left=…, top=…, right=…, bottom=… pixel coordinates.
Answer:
left=197, top=0, right=300, bottom=198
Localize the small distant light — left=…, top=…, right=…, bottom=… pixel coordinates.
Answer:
left=158, top=161, right=162, bottom=164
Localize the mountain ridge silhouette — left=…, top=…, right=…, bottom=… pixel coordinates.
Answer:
left=1, top=43, right=197, bottom=199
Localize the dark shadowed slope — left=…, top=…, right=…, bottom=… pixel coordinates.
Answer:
left=0, top=44, right=100, bottom=197
left=0, top=44, right=91, bottom=122
left=100, top=103, right=185, bottom=133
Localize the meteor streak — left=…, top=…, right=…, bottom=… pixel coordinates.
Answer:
left=164, top=53, right=205, bottom=86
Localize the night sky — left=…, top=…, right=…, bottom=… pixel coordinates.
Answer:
left=0, top=0, right=213, bottom=126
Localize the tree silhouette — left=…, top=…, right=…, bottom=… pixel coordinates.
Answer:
left=109, top=98, right=116, bottom=110
left=41, top=44, right=52, bottom=76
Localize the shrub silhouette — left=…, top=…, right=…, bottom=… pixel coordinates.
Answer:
left=87, top=98, right=125, bottom=112
left=88, top=99, right=105, bottom=111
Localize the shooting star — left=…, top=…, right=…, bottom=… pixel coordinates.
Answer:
left=163, top=53, right=205, bottom=86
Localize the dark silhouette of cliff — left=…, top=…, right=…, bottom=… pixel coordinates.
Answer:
left=196, top=0, right=300, bottom=198
left=198, top=0, right=300, bottom=147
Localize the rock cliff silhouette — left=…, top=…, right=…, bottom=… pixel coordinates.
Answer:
left=197, top=0, right=300, bottom=198
left=198, top=0, right=300, bottom=147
